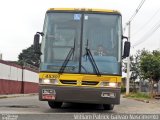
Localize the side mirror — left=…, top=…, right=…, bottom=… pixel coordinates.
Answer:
left=33, top=33, right=41, bottom=54
left=123, top=41, right=130, bottom=58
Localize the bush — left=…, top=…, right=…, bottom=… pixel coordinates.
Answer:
left=121, top=86, right=126, bottom=93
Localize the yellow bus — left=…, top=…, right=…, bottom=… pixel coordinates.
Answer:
left=34, top=8, right=130, bottom=110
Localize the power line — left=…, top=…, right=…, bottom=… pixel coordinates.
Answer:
left=132, top=19, right=160, bottom=47
left=129, top=0, right=146, bottom=22
left=123, top=0, right=146, bottom=33
left=132, top=7, right=160, bottom=37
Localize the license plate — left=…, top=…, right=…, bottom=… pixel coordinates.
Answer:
left=42, top=94, right=55, bottom=100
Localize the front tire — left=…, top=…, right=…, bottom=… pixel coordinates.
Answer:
left=103, top=104, right=114, bottom=110
left=48, top=101, right=62, bottom=108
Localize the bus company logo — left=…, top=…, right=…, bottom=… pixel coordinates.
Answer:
left=43, top=74, right=59, bottom=79
left=77, top=81, right=82, bottom=85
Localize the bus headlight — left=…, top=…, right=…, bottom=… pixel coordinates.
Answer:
left=99, top=82, right=118, bottom=87
left=40, top=79, right=59, bottom=85
left=99, top=82, right=109, bottom=87
left=109, top=82, right=117, bottom=87
left=43, top=79, right=50, bottom=84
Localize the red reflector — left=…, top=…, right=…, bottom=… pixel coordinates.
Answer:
left=42, top=95, right=55, bottom=100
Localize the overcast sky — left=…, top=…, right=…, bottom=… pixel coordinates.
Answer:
left=0, top=0, right=160, bottom=60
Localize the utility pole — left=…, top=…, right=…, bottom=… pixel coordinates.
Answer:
left=0, top=53, right=2, bottom=60
left=124, top=0, right=146, bottom=95
left=126, top=21, right=131, bottom=95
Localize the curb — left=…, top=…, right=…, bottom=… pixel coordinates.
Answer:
left=0, top=93, right=38, bottom=99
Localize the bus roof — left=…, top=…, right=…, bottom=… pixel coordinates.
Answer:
left=47, top=8, right=121, bottom=14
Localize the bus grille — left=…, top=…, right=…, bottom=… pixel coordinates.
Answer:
left=60, top=80, right=77, bottom=85
left=60, top=80, right=99, bottom=86
left=82, top=81, right=99, bottom=85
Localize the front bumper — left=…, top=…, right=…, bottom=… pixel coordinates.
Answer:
left=39, top=85, right=120, bottom=104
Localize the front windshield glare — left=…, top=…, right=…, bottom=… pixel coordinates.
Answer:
left=82, top=14, right=122, bottom=75
left=41, top=13, right=81, bottom=73
left=40, top=12, right=122, bottom=75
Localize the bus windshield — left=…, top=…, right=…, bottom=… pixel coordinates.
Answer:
left=40, top=12, right=122, bottom=75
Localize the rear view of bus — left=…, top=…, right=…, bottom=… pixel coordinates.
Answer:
left=34, top=8, right=130, bottom=110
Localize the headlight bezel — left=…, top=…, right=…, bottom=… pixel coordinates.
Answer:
left=39, top=79, right=59, bottom=85
left=99, top=81, right=118, bottom=87
left=109, top=82, right=117, bottom=87
left=99, top=81, right=109, bottom=87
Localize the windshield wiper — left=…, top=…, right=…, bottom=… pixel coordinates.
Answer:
left=59, top=38, right=76, bottom=74
left=83, top=39, right=101, bottom=76
left=59, top=48, right=74, bottom=74
left=85, top=48, right=101, bottom=76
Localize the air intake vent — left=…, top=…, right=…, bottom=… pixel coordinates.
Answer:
left=82, top=81, right=99, bottom=85
left=60, top=80, right=77, bottom=85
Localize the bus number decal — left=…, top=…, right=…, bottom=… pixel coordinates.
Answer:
left=43, top=74, right=59, bottom=79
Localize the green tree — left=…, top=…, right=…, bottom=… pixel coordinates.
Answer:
left=140, top=50, right=160, bottom=81
left=130, top=49, right=149, bottom=81
left=130, top=49, right=160, bottom=93
left=139, top=50, right=160, bottom=97
left=18, top=44, right=41, bottom=67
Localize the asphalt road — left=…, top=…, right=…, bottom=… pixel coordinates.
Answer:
left=0, top=95, right=160, bottom=120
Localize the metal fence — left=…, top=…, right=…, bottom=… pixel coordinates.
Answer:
left=137, top=80, right=160, bottom=94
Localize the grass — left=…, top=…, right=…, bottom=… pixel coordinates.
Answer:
left=124, top=92, right=151, bottom=100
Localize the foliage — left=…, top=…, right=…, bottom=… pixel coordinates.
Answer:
left=130, top=49, right=148, bottom=81
left=130, top=49, right=160, bottom=82
left=130, top=54, right=140, bottom=81
left=140, top=50, right=160, bottom=82
left=18, top=44, right=41, bottom=67
left=121, top=85, right=126, bottom=93
left=125, top=92, right=151, bottom=100
left=129, top=49, right=160, bottom=95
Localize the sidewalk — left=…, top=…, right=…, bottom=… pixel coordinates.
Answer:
left=0, top=93, right=38, bottom=99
